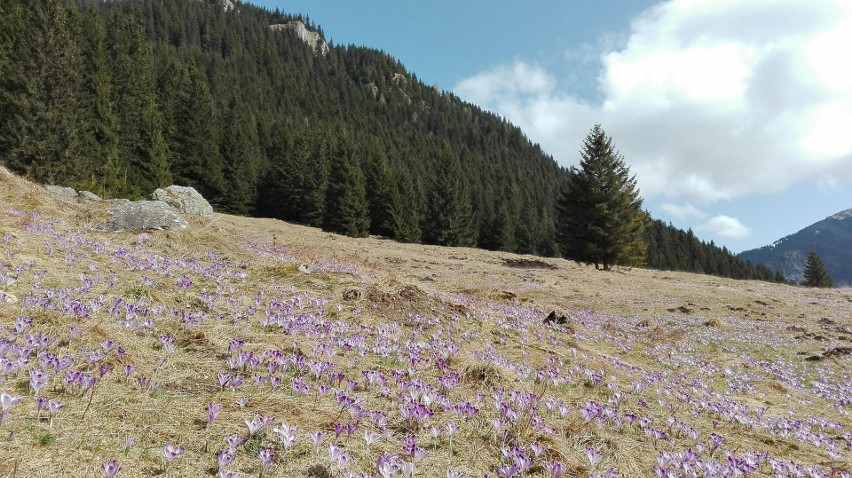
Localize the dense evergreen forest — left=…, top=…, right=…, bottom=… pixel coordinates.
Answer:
left=0, top=0, right=782, bottom=282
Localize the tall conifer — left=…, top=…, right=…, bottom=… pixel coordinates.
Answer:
left=161, top=60, right=224, bottom=202
left=388, top=169, right=423, bottom=243
left=424, top=145, right=475, bottom=247
left=107, top=12, right=171, bottom=196
left=557, top=124, right=646, bottom=270
left=362, top=147, right=397, bottom=237
left=220, top=99, right=263, bottom=215
left=802, top=251, right=834, bottom=288
left=73, top=6, right=121, bottom=196
left=322, top=138, right=370, bottom=237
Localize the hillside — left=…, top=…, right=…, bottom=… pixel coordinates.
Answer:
left=0, top=0, right=783, bottom=284
left=739, top=209, right=852, bottom=286
left=1, top=168, right=851, bottom=476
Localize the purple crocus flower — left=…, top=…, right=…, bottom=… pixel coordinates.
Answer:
left=36, top=397, right=48, bottom=415
left=497, top=464, right=518, bottom=478
left=447, top=469, right=464, bottom=478
left=245, top=414, right=274, bottom=435
left=29, top=367, right=48, bottom=395
left=218, top=448, right=235, bottom=470
left=364, top=429, right=382, bottom=447
left=101, top=459, right=121, bottom=477
left=122, top=364, right=136, bottom=380
left=544, top=461, right=565, bottom=478
left=257, top=448, right=275, bottom=475
left=164, top=443, right=185, bottom=463
left=272, top=422, right=297, bottom=449
left=226, top=434, right=244, bottom=449
left=709, top=432, right=725, bottom=455
left=47, top=399, right=63, bottom=423
left=207, top=402, right=223, bottom=428
left=376, top=453, right=401, bottom=478
left=585, top=446, right=603, bottom=467
left=309, top=430, right=325, bottom=453
left=217, top=372, right=231, bottom=391
left=1, top=391, right=22, bottom=425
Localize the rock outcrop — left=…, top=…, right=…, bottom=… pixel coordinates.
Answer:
left=101, top=201, right=188, bottom=232
left=44, top=185, right=101, bottom=202
left=149, top=185, right=213, bottom=218
left=270, top=21, right=329, bottom=56
left=45, top=185, right=77, bottom=199
left=78, top=190, right=101, bottom=202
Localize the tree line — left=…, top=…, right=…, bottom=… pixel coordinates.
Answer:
left=0, top=0, right=785, bottom=283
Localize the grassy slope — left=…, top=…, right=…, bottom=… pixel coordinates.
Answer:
left=0, top=167, right=850, bottom=477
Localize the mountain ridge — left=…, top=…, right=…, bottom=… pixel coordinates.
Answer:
left=739, top=207, right=852, bottom=286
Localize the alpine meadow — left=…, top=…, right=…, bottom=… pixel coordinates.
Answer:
left=0, top=1, right=850, bottom=477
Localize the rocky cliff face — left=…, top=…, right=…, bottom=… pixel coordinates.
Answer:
left=270, top=21, right=329, bottom=56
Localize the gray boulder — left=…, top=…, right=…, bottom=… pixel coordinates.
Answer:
left=101, top=201, right=188, bottom=232
left=46, top=185, right=77, bottom=199
left=149, top=185, right=213, bottom=218
left=78, top=190, right=101, bottom=201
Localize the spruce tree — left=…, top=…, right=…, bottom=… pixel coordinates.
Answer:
left=388, top=169, right=423, bottom=243
left=491, top=200, right=517, bottom=252
left=362, top=147, right=397, bottom=237
left=322, top=139, right=370, bottom=237
left=259, top=125, right=326, bottom=226
left=424, top=145, right=476, bottom=247
left=557, top=124, right=646, bottom=270
left=73, top=6, right=121, bottom=196
left=801, top=251, right=834, bottom=288
left=107, top=12, right=171, bottom=197
left=161, top=60, right=224, bottom=202
left=220, top=99, right=263, bottom=215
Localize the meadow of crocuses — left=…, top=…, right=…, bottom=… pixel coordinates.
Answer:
left=0, top=172, right=850, bottom=477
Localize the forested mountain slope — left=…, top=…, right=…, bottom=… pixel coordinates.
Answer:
left=740, top=209, right=852, bottom=286
left=0, top=0, right=779, bottom=282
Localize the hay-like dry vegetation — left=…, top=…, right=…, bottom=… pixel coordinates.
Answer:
left=0, top=168, right=850, bottom=477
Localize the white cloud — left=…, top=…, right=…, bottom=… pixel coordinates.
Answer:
left=661, top=202, right=705, bottom=221
left=701, top=215, right=750, bottom=239
left=453, top=0, right=852, bottom=207
left=454, top=61, right=556, bottom=106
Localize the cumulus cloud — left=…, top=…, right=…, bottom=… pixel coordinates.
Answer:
left=661, top=202, right=705, bottom=221
left=701, top=215, right=750, bottom=239
left=453, top=0, right=852, bottom=208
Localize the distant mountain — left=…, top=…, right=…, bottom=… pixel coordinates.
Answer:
left=739, top=209, right=852, bottom=286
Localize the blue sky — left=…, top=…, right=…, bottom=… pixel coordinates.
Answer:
left=253, top=0, right=852, bottom=253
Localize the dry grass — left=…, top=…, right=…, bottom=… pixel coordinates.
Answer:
left=0, top=169, right=850, bottom=477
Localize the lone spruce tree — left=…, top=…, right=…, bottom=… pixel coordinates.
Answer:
left=557, top=124, right=646, bottom=270
left=801, top=251, right=834, bottom=288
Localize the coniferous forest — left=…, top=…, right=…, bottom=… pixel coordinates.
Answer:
left=0, top=0, right=782, bottom=282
